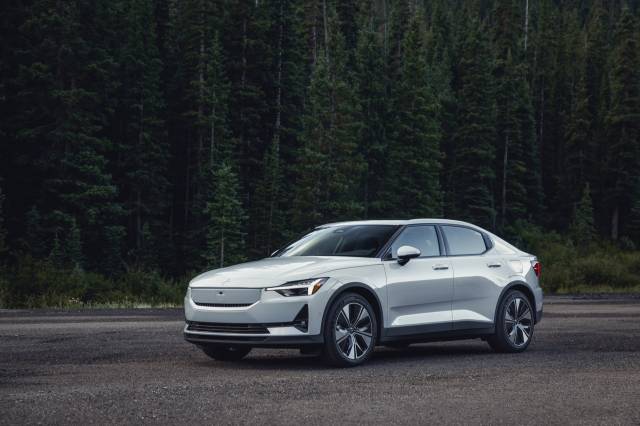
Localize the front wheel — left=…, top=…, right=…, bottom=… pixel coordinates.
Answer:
left=200, top=345, right=252, bottom=361
left=487, top=290, right=534, bottom=353
left=322, top=292, right=378, bottom=367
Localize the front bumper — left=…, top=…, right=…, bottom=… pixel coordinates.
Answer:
left=183, top=283, right=333, bottom=346
left=183, top=326, right=323, bottom=347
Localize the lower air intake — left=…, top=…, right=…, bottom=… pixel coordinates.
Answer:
left=187, top=322, right=269, bottom=334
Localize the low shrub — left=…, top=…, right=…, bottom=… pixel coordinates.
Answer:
left=2, top=230, right=640, bottom=308
left=0, top=256, right=186, bottom=308
left=508, top=222, right=640, bottom=293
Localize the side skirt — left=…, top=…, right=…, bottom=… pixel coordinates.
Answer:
left=379, top=321, right=495, bottom=344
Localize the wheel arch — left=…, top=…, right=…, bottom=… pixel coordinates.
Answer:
left=320, top=282, right=384, bottom=339
left=494, top=280, right=537, bottom=323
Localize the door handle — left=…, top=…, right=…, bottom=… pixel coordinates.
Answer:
left=432, top=264, right=449, bottom=270
left=487, top=262, right=502, bottom=268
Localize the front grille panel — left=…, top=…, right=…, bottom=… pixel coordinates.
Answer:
left=193, top=302, right=253, bottom=308
left=190, top=288, right=261, bottom=306
left=187, top=321, right=270, bottom=334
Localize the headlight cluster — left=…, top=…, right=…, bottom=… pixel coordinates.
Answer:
left=266, top=278, right=328, bottom=297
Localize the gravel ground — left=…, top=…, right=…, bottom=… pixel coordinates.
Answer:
left=1, top=296, right=639, bottom=425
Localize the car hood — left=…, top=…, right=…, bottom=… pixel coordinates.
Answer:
left=189, top=256, right=380, bottom=288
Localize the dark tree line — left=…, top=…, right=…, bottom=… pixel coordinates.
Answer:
left=1, top=0, right=639, bottom=281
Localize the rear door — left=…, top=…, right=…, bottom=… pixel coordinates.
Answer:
left=383, top=225, right=453, bottom=334
left=440, top=225, right=510, bottom=330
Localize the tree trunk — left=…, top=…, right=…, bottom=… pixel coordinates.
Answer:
left=137, top=93, right=145, bottom=250
left=524, top=0, right=529, bottom=53
left=322, top=0, right=329, bottom=59
left=240, top=17, right=247, bottom=158
left=502, top=135, right=509, bottom=230
left=197, top=19, right=205, bottom=176
left=210, top=104, right=215, bottom=168
left=184, top=143, right=191, bottom=227
left=611, top=204, right=619, bottom=240
left=220, top=226, right=225, bottom=268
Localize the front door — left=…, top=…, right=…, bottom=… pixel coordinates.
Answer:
left=383, top=225, right=453, bottom=335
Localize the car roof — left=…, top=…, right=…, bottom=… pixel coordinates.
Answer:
left=318, top=219, right=480, bottom=228
left=317, top=219, right=528, bottom=256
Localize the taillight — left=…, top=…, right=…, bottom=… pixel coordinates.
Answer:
left=531, top=260, right=541, bottom=278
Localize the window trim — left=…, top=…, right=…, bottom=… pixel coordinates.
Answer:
left=381, top=224, right=445, bottom=260
left=438, top=224, right=492, bottom=257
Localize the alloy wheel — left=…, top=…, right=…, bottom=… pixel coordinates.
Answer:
left=504, top=297, right=533, bottom=347
left=335, top=302, right=373, bottom=360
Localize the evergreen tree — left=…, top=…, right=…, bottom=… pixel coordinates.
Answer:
left=172, top=2, right=233, bottom=270
left=223, top=1, right=272, bottom=209
left=48, top=217, right=83, bottom=269
left=492, top=0, right=539, bottom=228
left=116, top=0, right=171, bottom=268
left=253, top=140, right=284, bottom=255
left=628, top=179, right=640, bottom=246
left=1, top=0, right=640, bottom=303
left=204, top=163, right=247, bottom=268
left=516, top=69, right=544, bottom=222
left=452, top=18, right=496, bottom=229
left=569, top=183, right=596, bottom=246
left=585, top=2, right=608, bottom=123
left=585, top=2, right=610, bottom=234
left=49, top=232, right=64, bottom=268
left=354, top=17, right=388, bottom=217
left=0, top=185, right=6, bottom=259
left=529, top=0, right=564, bottom=227
left=545, top=8, right=582, bottom=227
left=383, top=10, right=442, bottom=218
left=16, top=0, right=125, bottom=274
left=65, top=219, right=83, bottom=270
left=291, top=11, right=365, bottom=231
left=251, top=0, right=306, bottom=256
left=563, top=53, right=592, bottom=215
left=425, top=1, right=457, bottom=218
left=24, top=207, right=46, bottom=258
left=604, top=9, right=640, bottom=239
left=494, top=52, right=523, bottom=228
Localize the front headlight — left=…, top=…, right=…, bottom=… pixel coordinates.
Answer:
left=266, top=278, right=329, bottom=297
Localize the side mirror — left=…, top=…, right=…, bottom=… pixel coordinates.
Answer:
left=397, top=245, right=421, bottom=266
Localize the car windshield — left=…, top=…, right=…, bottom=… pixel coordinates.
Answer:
left=275, top=225, right=400, bottom=258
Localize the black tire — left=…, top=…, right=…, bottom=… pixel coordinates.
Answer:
left=200, top=345, right=252, bottom=361
left=322, top=292, right=378, bottom=367
left=487, top=290, right=534, bottom=353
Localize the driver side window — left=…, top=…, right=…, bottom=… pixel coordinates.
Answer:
left=390, top=226, right=440, bottom=258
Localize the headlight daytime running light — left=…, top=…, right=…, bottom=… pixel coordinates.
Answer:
left=266, top=278, right=329, bottom=297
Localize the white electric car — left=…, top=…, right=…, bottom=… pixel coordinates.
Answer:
left=184, top=219, right=543, bottom=367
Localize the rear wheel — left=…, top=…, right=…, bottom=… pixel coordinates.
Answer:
left=322, top=292, right=377, bottom=367
left=487, top=290, right=534, bottom=353
left=200, top=345, right=252, bottom=361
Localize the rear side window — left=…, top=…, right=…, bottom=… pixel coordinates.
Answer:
left=390, top=225, right=440, bottom=258
left=442, top=226, right=487, bottom=255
